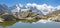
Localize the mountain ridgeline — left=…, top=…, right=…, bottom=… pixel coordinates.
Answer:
left=0, top=4, right=60, bottom=22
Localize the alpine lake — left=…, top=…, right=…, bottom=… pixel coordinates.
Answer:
left=0, top=19, right=60, bottom=28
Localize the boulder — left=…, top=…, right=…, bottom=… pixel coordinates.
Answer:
left=49, top=15, right=60, bottom=22
left=0, top=18, right=4, bottom=22
left=1, top=14, right=16, bottom=21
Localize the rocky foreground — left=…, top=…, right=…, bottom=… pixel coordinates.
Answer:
left=0, top=10, right=60, bottom=22
left=48, top=14, right=60, bottom=22
left=0, top=10, right=46, bottom=22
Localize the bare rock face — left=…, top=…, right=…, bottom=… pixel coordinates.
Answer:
left=1, top=14, right=16, bottom=21
left=25, top=17, right=34, bottom=20
left=53, top=15, right=60, bottom=22
left=0, top=18, right=4, bottom=22
left=49, top=14, right=60, bottom=22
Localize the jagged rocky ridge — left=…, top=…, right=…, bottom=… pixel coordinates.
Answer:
left=0, top=4, right=60, bottom=22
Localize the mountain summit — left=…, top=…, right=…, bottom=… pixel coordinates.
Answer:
left=0, top=4, right=60, bottom=15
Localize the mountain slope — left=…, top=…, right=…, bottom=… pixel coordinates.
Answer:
left=45, top=10, right=60, bottom=18
left=0, top=4, right=10, bottom=13
left=10, top=4, right=44, bottom=15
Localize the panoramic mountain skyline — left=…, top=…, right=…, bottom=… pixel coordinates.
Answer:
left=0, top=0, right=60, bottom=15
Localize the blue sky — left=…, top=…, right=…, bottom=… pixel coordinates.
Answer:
left=0, top=0, right=60, bottom=7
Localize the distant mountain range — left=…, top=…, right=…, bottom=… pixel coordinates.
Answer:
left=0, top=4, right=60, bottom=15
left=0, top=4, right=10, bottom=13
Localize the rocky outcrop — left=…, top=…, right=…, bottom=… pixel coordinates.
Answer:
left=0, top=18, right=4, bottom=22
left=48, top=14, right=60, bottom=22
left=1, top=14, right=17, bottom=21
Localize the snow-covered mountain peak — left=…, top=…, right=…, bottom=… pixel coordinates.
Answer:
left=10, top=3, right=60, bottom=15
left=15, top=4, right=21, bottom=12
